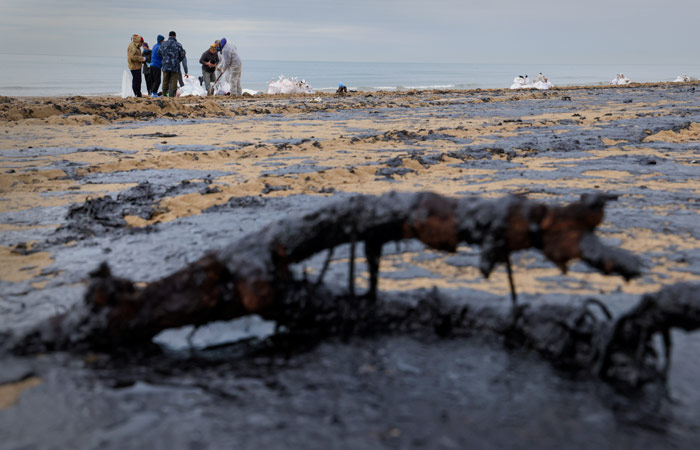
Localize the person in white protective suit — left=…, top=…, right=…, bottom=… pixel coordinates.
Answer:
left=216, top=37, right=242, bottom=95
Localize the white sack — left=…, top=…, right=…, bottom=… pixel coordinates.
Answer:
left=267, top=75, right=314, bottom=94
left=177, top=75, right=207, bottom=97
left=121, top=70, right=135, bottom=98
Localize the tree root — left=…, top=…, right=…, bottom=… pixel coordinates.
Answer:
left=600, top=282, right=700, bottom=388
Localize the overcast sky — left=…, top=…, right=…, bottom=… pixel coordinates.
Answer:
left=0, top=0, right=697, bottom=64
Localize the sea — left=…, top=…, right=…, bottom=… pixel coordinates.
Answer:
left=1, top=53, right=699, bottom=96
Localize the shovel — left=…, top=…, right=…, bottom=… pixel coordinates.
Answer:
left=208, top=66, right=228, bottom=96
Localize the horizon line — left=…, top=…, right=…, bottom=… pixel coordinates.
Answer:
left=1, top=52, right=698, bottom=67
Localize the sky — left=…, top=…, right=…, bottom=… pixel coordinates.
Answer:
left=0, top=0, right=698, bottom=64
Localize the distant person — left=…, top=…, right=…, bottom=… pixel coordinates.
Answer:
left=142, top=42, right=153, bottom=96
left=150, top=35, right=165, bottom=97
left=217, top=37, right=242, bottom=95
left=127, top=34, right=146, bottom=97
left=199, top=44, right=219, bottom=95
left=158, top=31, right=185, bottom=97
left=178, top=53, right=189, bottom=88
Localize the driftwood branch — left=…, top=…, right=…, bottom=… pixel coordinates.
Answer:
left=8, top=191, right=642, bottom=352
left=6, top=191, right=700, bottom=390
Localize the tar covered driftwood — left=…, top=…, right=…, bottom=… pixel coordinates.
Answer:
left=7, top=191, right=700, bottom=389
left=10, top=191, right=640, bottom=350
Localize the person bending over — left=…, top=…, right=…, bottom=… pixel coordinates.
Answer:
left=200, top=44, right=219, bottom=95
left=217, top=37, right=242, bottom=95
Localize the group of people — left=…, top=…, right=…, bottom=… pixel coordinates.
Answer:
left=127, top=32, right=242, bottom=98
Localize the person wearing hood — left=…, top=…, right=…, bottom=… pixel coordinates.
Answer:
left=142, top=42, right=153, bottom=96
left=127, top=34, right=146, bottom=97
left=149, top=35, right=165, bottom=97
left=216, top=37, right=242, bottom=95
left=158, top=31, right=186, bottom=97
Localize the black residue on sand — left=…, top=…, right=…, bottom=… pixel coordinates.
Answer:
left=1, top=85, right=700, bottom=449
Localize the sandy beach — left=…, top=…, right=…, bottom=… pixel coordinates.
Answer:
left=2, top=84, right=698, bottom=293
left=1, top=83, right=700, bottom=447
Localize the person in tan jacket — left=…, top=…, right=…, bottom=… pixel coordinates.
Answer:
left=127, top=34, right=146, bottom=97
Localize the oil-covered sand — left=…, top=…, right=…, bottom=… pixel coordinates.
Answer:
left=1, top=84, right=699, bottom=448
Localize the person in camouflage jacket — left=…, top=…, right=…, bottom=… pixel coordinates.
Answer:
left=158, top=31, right=185, bottom=97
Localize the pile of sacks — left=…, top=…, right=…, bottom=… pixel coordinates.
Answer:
left=673, top=75, right=694, bottom=82
left=177, top=75, right=207, bottom=97
left=610, top=73, right=631, bottom=85
left=510, top=73, right=553, bottom=90
left=212, top=78, right=258, bottom=96
left=267, top=75, right=314, bottom=94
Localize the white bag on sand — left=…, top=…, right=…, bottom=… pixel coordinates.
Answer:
left=280, top=78, right=296, bottom=94
left=267, top=78, right=282, bottom=94
left=177, top=75, right=207, bottom=97
left=267, top=75, right=313, bottom=94
left=510, top=76, right=533, bottom=90
left=510, top=76, right=527, bottom=90
left=610, top=74, right=631, bottom=85
left=673, top=75, right=692, bottom=82
left=213, top=78, right=229, bottom=96
left=121, top=70, right=135, bottom=98
left=510, top=74, right=553, bottom=90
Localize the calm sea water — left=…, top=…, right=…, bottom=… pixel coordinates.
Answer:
left=1, top=53, right=699, bottom=96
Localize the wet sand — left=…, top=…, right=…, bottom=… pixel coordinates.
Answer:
left=1, top=84, right=700, bottom=448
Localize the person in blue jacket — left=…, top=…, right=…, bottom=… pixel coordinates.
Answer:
left=149, top=35, right=165, bottom=97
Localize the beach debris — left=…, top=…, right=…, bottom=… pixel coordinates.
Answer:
left=610, top=73, right=631, bottom=85
left=6, top=191, right=643, bottom=352
left=267, top=75, right=314, bottom=94
left=673, top=75, right=694, bottom=82
left=510, top=73, right=553, bottom=90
